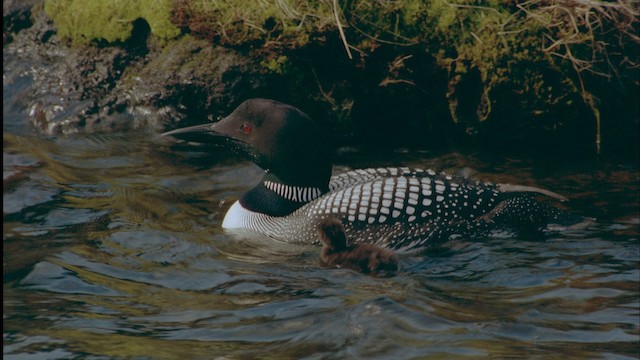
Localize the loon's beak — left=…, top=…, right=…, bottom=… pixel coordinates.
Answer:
left=162, top=122, right=257, bottom=162
left=161, top=123, right=228, bottom=144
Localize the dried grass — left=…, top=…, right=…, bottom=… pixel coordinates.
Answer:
left=517, top=0, right=639, bottom=152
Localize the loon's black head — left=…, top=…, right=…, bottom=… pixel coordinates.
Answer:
left=163, top=99, right=333, bottom=190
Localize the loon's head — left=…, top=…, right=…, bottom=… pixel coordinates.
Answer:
left=163, top=98, right=333, bottom=190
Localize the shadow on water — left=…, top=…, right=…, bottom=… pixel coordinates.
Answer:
left=4, top=124, right=639, bottom=359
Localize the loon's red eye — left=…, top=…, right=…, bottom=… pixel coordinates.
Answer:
left=240, top=124, right=252, bottom=134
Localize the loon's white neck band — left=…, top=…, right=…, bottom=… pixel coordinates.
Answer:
left=263, top=181, right=322, bottom=203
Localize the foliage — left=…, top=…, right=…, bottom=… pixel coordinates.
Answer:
left=43, top=0, right=638, bottom=150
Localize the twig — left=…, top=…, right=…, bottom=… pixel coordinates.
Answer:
left=470, top=32, right=483, bottom=44
left=349, top=20, right=418, bottom=46
left=441, top=0, right=503, bottom=16
left=310, top=65, right=337, bottom=107
left=379, top=78, right=416, bottom=87
left=333, top=0, right=353, bottom=60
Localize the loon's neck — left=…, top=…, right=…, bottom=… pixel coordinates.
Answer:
left=239, top=173, right=328, bottom=217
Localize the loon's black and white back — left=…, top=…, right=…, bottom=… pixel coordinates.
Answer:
left=163, top=98, right=584, bottom=252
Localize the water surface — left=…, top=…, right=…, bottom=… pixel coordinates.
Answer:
left=3, top=48, right=640, bottom=359
left=4, top=125, right=639, bottom=359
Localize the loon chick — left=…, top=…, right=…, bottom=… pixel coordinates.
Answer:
left=163, top=98, right=582, bottom=252
left=318, top=218, right=399, bottom=276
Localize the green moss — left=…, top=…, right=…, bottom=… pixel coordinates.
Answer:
left=261, top=55, right=291, bottom=74
left=45, top=0, right=180, bottom=44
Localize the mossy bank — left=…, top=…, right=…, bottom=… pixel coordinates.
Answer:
left=4, top=0, right=638, bottom=156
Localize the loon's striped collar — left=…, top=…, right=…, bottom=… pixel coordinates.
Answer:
left=263, top=180, right=323, bottom=203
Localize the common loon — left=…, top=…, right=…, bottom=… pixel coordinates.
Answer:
left=318, top=217, right=399, bottom=276
left=163, top=98, right=582, bottom=252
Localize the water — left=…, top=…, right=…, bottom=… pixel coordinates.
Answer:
left=4, top=126, right=639, bottom=359
left=4, top=67, right=640, bottom=359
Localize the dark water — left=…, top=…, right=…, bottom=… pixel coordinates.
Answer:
left=4, top=61, right=640, bottom=359
left=4, top=127, right=640, bottom=359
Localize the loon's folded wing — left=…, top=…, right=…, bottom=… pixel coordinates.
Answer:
left=309, top=171, right=501, bottom=250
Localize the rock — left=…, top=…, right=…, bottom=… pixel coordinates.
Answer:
left=3, top=3, right=262, bottom=135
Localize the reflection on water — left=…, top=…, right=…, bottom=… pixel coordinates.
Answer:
left=3, top=128, right=640, bottom=359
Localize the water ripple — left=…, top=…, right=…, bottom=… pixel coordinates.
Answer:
left=3, top=130, right=639, bottom=359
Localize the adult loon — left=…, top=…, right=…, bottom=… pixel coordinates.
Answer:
left=163, top=98, right=582, bottom=252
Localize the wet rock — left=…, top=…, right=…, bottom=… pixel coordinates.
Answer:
left=3, top=0, right=40, bottom=44
left=96, top=36, right=260, bottom=131
left=3, top=2, right=262, bottom=135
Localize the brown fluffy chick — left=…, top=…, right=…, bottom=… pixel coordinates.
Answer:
left=317, top=218, right=399, bottom=276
